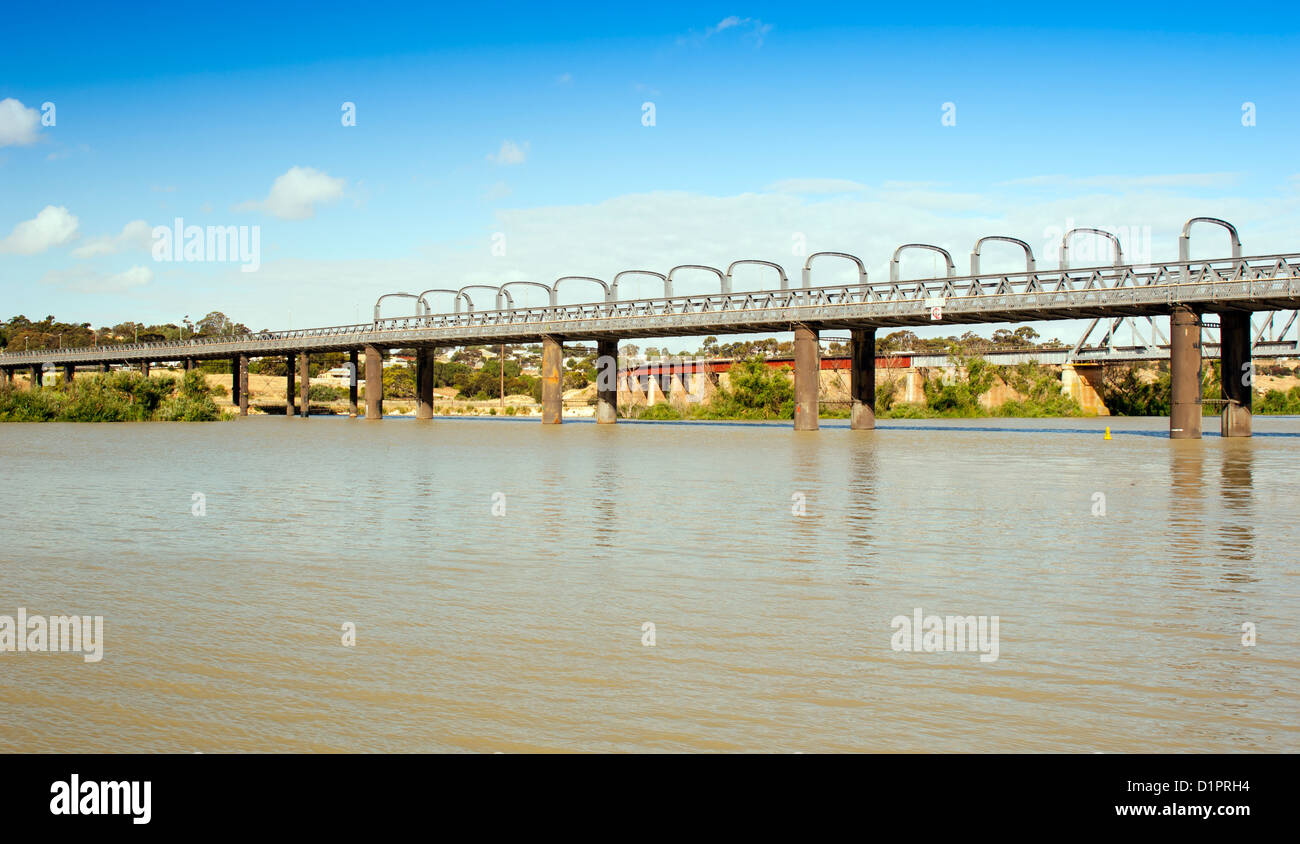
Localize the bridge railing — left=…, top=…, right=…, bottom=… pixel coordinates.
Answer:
left=2, top=254, right=1298, bottom=363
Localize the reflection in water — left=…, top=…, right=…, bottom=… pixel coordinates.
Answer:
left=1218, top=443, right=1256, bottom=574
left=791, top=434, right=825, bottom=553
left=846, top=439, right=880, bottom=571
left=592, top=433, right=618, bottom=551
left=1169, top=441, right=1205, bottom=567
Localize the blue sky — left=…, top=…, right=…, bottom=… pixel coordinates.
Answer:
left=2, top=1, right=1297, bottom=342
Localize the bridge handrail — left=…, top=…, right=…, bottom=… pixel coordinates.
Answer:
left=3, top=252, right=1298, bottom=363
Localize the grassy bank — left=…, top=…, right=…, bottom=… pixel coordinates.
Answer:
left=0, top=371, right=226, bottom=422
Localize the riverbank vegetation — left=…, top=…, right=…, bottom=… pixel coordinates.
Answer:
left=0, top=371, right=225, bottom=422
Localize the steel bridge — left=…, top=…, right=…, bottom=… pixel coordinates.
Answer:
left=1, top=217, right=1295, bottom=438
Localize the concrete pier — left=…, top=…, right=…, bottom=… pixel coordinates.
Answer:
left=348, top=350, right=359, bottom=417
left=236, top=354, right=250, bottom=416
left=542, top=335, right=563, bottom=424
left=1220, top=311, right=1253, bottom=437
left=141, top=360, right=150, bottom=377
left=668, top=372, right=688, bottom=408
left=183, top=358, right=194, bottom=372
left=99, top=363, right=109, bottom=374
left=286, top=353, right=296, bottom=416
left=364, top=345, right=382, bottom=420
left=416, top=347, right=434, bottom=420
left=647, top=375, right=666, bottom=405
left=596, top=339, right=617, bottom=423
left=849, top=328, right=876, bottom=430
left=297, top=353, right=310, bottom=418
left=794, top=324, right=819, bottom=431
left=30, top=365, right=41, bottom=389
left=1060, top=364, right=1109, bottom=415
left=62, top=364, right=75, bottom=385
left=1170, top=305, right=1201, bottom=439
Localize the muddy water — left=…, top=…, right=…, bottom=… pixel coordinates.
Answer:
left=1, top=415, right=1296, bottom=752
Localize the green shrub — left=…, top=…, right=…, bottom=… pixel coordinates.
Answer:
left=0, top=371, right=224, bottom=423
left=156, top=394, right=223, bottom=421
left=637, top=403, right=683, bottom=420
left=308, top=383, right=346, bottom=402
left=0, top=386, right=66, bottom=421
left=1258, top=386, right=1300, bottom=414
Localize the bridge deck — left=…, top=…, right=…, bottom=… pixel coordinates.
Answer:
left=2, top=254, right=1298, bottom=367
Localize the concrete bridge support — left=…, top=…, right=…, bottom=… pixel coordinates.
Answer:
left=141, top=360, right=151, bottom=377
left=1220, top=311, right=1253, bottom=437
left=0, top=368, right=9, bottom=387
left=234, top=354, right=249, bottom=416
left=297, top=353, right=310, bottom=418
left=31, top=365, right=41, bottom=389
left=285, top=354, right=296, bottom=416
left=62, top=364, right=74, bottom=385
left=348, top=350, right=359, bottom=417
left=794, top=324, right=819, bottom=430
left=850, top=328, right=876, bottom=430
left=183, top=358, right=194, bottom=372
left=99, top=363, right=109, bottom=374
left=542, top=335, right=563, bottom=424
left=1170, top=305, right=1201, bottom=439
left=1060, top=364, right=1109, bottom=415
left=416, top=347, right=434, bottom=420
left=364, top=345, right=382, bottom=420
left=596, top=339, right=618, bottom=423
left=646, top=375, right=666, bottom=405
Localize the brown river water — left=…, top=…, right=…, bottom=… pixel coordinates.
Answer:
left=1, top=415, right=1297, bottom=752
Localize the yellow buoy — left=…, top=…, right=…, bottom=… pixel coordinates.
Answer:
left=1104, top=426, right=1112, bottom=440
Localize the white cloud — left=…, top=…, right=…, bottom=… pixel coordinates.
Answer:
left=236, top=166, right=345, bottom=219
left=487, top=140, right=528, bottom=166
left=104, top=266, right=153, bottom=291
left=0, top=206, right=79, bottom=254
left=556, top=72, right=573, bottom=85
left=483, top=181, right=512, bottom=201
left=0, top=98, right=42, bottom=147
left=767, top=178, right=868, bottom=194
left=72, top=219, right=154, bottom=257
left=999, top=173, right=1240, bottom=189
left=679, top=16, right=773, bottom=48
left=39, top=264, right=153, bottom=293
